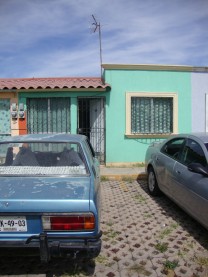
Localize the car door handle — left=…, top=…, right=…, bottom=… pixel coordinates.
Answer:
left=176, top=170, right=181, bottom=175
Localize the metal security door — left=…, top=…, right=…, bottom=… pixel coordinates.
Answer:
left=27, top=98, right=70, bottom=134
left=78, top=97, right=105, bottom=164
left=0, top=99, right=11, bottom=139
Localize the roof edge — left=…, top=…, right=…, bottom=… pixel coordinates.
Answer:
left=0, top=77, right=111, bottom=90
left=102, top=64, right=208, bottom=72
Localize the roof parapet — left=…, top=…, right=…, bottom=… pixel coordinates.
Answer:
left=102, top=64, right=208, bottom=72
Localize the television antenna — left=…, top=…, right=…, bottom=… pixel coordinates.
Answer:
left=91, top=15, right=103, bottom=79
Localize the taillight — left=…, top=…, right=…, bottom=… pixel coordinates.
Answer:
left=42, top=214, right=95, bottom=231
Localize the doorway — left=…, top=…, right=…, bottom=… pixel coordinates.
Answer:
left=78, top=97, right=105, bottom=164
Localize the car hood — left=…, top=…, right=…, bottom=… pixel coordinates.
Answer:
left=0, top=176, right=91, bottom=213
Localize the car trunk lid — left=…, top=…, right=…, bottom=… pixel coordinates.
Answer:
left=0, top=176, right=91, bottom=213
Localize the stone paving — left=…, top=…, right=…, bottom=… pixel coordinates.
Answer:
left=0, top=180, right=208, bottom=277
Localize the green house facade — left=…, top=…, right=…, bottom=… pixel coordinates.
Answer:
left=103, top=64, right=193, bottom=165
left=0, top=64, right=208, bottom=165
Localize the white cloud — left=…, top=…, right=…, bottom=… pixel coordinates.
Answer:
left=0, top=0, right=208, bottom=77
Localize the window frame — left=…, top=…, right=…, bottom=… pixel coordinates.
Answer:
left=126, top=92, right=178, bottom=138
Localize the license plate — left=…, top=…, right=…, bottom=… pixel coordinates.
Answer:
left=0, top=216, right=27, bottom=232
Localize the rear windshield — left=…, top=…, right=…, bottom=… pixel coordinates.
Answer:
left=0, top=142, right=88, bottom=176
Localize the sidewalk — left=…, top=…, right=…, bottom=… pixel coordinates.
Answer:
left=1, top=180, right=207, bottom=276
left=100, top=166, right=146, bottom=180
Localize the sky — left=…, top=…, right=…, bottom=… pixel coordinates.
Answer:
left=0, top=0, right=208, bottom=78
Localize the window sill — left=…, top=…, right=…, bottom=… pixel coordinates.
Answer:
left=125, top=134, right=172, bottom=139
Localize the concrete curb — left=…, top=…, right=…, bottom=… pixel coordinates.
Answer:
left=100, top=166, right=147, bottom=181
left=100, top=173, right=147, bottom=181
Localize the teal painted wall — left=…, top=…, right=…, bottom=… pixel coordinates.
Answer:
left=104, top=69, right=192, bottom=164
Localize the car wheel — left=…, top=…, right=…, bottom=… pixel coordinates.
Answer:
left=147, top=167, right=161, bottom=196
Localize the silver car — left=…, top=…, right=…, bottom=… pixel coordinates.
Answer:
left=145, top=133, right=208, bottom=230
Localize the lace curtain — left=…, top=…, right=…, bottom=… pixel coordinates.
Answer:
left=131, top=97, right=173, bottom=134
left=27, top=98, right=71, bottom=134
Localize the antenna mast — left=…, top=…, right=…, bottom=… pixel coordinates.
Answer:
left=91, top=15, right=103, bottom=79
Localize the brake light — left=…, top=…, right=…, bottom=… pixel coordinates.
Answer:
left=42, top=214, right=95, bottom=231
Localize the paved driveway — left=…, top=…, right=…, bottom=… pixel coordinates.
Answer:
left=0, top=180, right=208, bottom=277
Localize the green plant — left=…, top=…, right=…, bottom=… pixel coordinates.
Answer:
left=107, top=229, right=121, bottom=239
left=121, top=176, right=135, bottom=182
left=177, top=241, right=194, bottom=258
left=95, top=255, right=109, bottom=265
left=178, top=249, right=188, bottom=258
left=158, top=223, right=178, bottom=239
left=194, top=255, right=208, bottom=267
left=170, top=223, right=179, bottom=229
left=159, top=228, right=172, bottom=239
left=101, top=175, right=109, bottom=181
left=143, top=212, right=152, bottom=219
left=163, top=259, right=178, bottom=270
left=106, top=220, right=113, bottom=227
left=104, top=228, right=121, bottom=240
left=134, top=194, right=147, bottom=203
left=155, top=242, right=168, bottom=253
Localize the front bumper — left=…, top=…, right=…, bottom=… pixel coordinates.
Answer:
left=0, top=231, right=102, bottom=262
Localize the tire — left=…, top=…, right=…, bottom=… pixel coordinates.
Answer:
left=147, top=167, right=161, bottom=196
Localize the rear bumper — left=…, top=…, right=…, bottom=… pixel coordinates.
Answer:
left=0, top=231, right=102, bottom=262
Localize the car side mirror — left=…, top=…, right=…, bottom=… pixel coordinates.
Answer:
left=188, top=163, right=208, bottom=177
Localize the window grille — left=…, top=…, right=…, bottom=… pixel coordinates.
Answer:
left=131, top=97, right=173, bottom=134
left=27, top=98, right=71, bottom=134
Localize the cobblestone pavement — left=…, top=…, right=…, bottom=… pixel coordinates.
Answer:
left=0, top=180, right=208, bottom=277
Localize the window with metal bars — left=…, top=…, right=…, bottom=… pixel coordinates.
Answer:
left=27, top=98, right=71, bottom=134
left=0, top=99, right=10, bottom=137
left=131, top=97, right=173, bottom=134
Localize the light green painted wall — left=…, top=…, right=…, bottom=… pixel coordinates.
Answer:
left=104, top=69, right=192, bottom=163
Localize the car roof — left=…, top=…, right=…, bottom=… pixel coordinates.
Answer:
left=172, top=133, right=208, bottom=143
left=0, top=133, right=87, bottom=143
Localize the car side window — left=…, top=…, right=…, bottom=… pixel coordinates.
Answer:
left=161, top=138, right=185, bottom=160
left=180, top=139, right=207, bottom=167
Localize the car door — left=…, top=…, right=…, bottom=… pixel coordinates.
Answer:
left=156, top=138, right=186, bottom=195
left=171, top=138, right=208, bottom=227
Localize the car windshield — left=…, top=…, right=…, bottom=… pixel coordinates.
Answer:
left=0, top=141, right=88, bottom=176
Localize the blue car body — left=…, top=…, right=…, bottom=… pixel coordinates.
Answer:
left=0, top=134, right=102, bottom=262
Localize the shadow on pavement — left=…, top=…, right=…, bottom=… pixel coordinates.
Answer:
left=0, top=256, right=95, bottom=276
left=138, top=180, right=208, bottom=251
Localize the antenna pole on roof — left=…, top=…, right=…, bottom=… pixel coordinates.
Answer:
left=91, top=15, right=103, bottom=80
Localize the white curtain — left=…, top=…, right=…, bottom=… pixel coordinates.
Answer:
left=131, top=97, right=173, bottom=134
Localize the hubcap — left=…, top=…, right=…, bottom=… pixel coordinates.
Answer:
left=148, top=171, right=155, bottom=192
